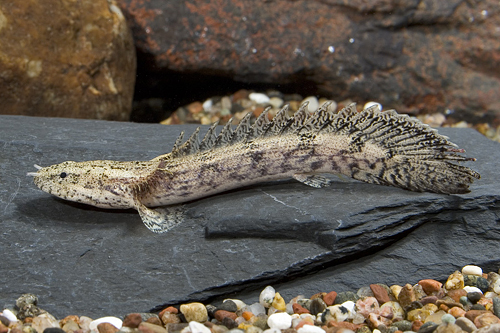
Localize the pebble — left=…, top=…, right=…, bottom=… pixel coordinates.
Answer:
left=267, top=312, right=292, bottom=329
left=445, top=271, right=464, bottom=290
left=123, top=313, right=143, bottom=328
left=187, top=321, right=211, bottom=333
left=218, top=300, right=238, bottom=313
left=1, top=309, right=17, bottom=323
left=138, top=322, right=167, bottom=333
left=249, top=93, right=270, bottom=104
left=97, top=322, right=119, bottom=333
left=259, top=286, right=276, bottom=308
left=323, top=291, right=337, bottom=306
left=363, top=101, right=382, bottom=111
left=418, top=279, right=442, bottom=295
left=271, top=292, right=286, bottom=312
left=180, top=303, right=208, bottom=323
left=464, top=275, right=490, bottom=293
left=301, top=96, right=319, bottom=112
left=467, top=291, right=482, bottom=304
left=455, top=316, right=477, bottom=332
left=369, top=284, right=391, bottom=304
left=462, top=265, right=483, bottom=276
left=297, top=325, right=325, bottom=333
left=334, top=292, right=359, bottom=304
left=89, top=317, right=122, bottom=332
left=463, top=286, right=483, bottom=294
left=32, top=313, right=60, bottom=333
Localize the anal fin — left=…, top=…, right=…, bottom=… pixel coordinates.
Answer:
left=134, top=200, right=186, bottom=233
left=293, top=173, right=331, bottom=188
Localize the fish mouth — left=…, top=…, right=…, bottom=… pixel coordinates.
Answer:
left=26, top=164, right=43, bottom=177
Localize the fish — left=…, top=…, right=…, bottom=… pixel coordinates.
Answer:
left=27, top=102, right=480, bottom=233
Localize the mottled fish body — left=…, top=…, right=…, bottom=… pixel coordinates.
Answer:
left=28, top=102, right=480, bottom=233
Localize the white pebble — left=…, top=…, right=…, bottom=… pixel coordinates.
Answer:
left=297, top=325, right=326, bottom=333
left=463, top=286, right=483, bottom=294
left=341, top=301, right=356, bottom=313
left=492, top=279, right=500, bottom=294
left=1, top=309, right=17, bottom=322
left=363, top=101, right=382, bottom=111
left=249, top=302, right=266, bottom=315
left=263, top=329, right=281, bottom=333
left=267, top=312, right=292, bottom=330
left=302, top=96, right=319, bottom=112
left=249, top=92, right=270, bottom=104
left=462, top=265, right=482, bottom=276
left=268, top=97, right=284, bottom=109
left=89, top=317, right=123, bottom=332
left=188, top=321, right=211, bottom=333
left=202, top=99, right=213, bottom=111
left=259, top=286, right=276, bottom=308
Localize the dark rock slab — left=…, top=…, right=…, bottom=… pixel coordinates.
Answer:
left=118, top=0, right=500, bottom=121
left=0, top=115, right=498, bottom=318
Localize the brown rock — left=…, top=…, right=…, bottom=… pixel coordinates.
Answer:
left=60, top=316, right=80, bottom=327
left=0, top=322, right=8, bottom=333
left=323, top=291, right=337, bottom=306
left=97, top=323, right=119, bottom=333
left=214, top=310, right=237, bottom=322
left=138, top=322, right=167, bottom=333
left=292, top=303, right=310, bottom=314
left=418, top=279, right=443, bottom=294
left=123, top=313, right=143, bottom=328
left=465, top=310, right=489, bottom=322
left=119, top=0, right=500, bottom=121
left=474, top=312, right=500, bottom=328
left=0, top=0, right=135, bottom=120
left=447, top=289, right=468, bottom=302
left=370, top=284, right=391, bottom=304
left=412, top=320, right=424, bottom=332
left=326, top=321, right=363, bottom=331
left=146, top=317, right=163, bottom=326
left=398, top=284, right=416, bottom=308
left=448, top=306, right=466, bottom=318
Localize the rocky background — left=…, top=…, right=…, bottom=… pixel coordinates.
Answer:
left=0, top=0, right=499, bottom=125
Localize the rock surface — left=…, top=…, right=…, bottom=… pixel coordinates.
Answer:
left=0, top=0, right=136, bottom=120
left=0, top=115, right=499, bottom=318
left=118, top=0, right=500, bottom=122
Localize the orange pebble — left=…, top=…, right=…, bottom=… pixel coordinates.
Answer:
left=448, top=306, right=466, bottom=318
left=242, top=311, right=254, bottom=321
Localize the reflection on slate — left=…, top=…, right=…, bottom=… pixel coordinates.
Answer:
left=0, top=115, right=498, bottom=318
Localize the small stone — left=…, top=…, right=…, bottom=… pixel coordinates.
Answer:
left=493, top=298, right=500, bottom=318
left=474, top=312, right=500, bottom=328
left=455, top=317, right=477, bottom=333
left=146, top=317, right=162, bottom=326
left=390, top=285, right=402, bottom=300
left=355, top=297, right=379, bottom=318
left=462, top=265, right=483, bottom=276
left=475, top=323, right=500, bottom=333
left=464, top=275, right=490, bottom=293
left=218, top=300, right=238, bottom=313
left=397, top=284, right=416, bottom=308
left=268, top=97, right=284, bottom=109
left=334, top=292, right=359, bottom=304
left=423, top=310, right=447, bottom=324
left=267, top=313, right=292, bottom=330
left=292, top=303, right=310, bottom=314
left=463, top=286, right=483, bottom=294
left=433, top=323, right=463, bottom=333
left=465, top=309, right=489, bottom=322
left=297, top=299, right=312, bottom=310
left=297, top=325, right=325, bottom=333
left=420, top=296, right=438, bottom=306
left=324, top=305, right=351, bottom=322
left=165, top=323, right=188, bottom=333
left=161, top=312, right=180, bottom=325
left=123, top=314, right=142, bottom=328
left=411, top=320, right=423, bottom=332
left=187, top=322, right=210, bottom=333
left=441, top=313, right=456, bottom=324
left=380, top=301, right=405, bottom=321
left=205, top=305, right=218, bottom=318
left=471, top=304, right=486, bottom=311
left=467, top=292, right=482, bottom=304
left=363, top=101, right=382, bottom=111
left=138, top=322, right=167, bottom=333
left=43, top=329, right=66, bottom=333
left=302, top=96, right=319, bottom=112
left=445, top=271, right=465, bottom=290
left=356, top=286, right=374, bottom=298
left=248, top=303, right=266, bottom=316
left=488, top=273, right=500, bottom=294
left=97, top=323, right=119, bottom=333
left=418, top=280, right=443, bottom=295
left=90, top=317, right=122, bottom=332
left=418, top=322, right=438, bottom=333
left=249, top=93, right=270, bottom=104
left=370, top=284, right=391, bottom=304
left=0, top=323, right=7, bottom=333
left=390, top=320, right=412, bottom=332
left=259, top=286, right=276, bottom=308
left=2, top=310, right=17, bottom=323
left=32, top=313, right=60, bottom=333
left=223, top=299, right=246, bottom=311
left=448, top=306, right=466, bottom=318
left=214, top=310, right=237, bottom=322
left=323, top=292, right=337, bottom=306
left=61, top=319, right=80, bottom=333
left=447, top=289, right=467, bottom=302
left=180, top=303, right=208, bottom=323
left=271, top=293, right=286, bottom=312
left=309, top=298, right=327, bottom=315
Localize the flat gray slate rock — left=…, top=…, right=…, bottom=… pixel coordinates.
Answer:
left=1, top=115, right=499, bottom=318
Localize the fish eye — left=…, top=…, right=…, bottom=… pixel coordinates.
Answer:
left=60, top=172, right=67, bottom=179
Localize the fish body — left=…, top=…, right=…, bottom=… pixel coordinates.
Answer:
left=28, top=102, right=480, bottom=233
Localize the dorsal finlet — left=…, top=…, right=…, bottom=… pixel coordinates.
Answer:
left=177, top=127, right=200, bottom=156
left=214, top=118, right=234, bottom=148
left=199, top=121, right=219, bottom=151
left=171, top=131, right=185, bottom=154
left=233, top=111, right=253, bottom=143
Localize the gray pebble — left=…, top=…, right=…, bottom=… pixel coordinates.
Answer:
left=493, top=297, right=500, bottom=318
left=471, top=304, right=486, bottom=310
left=464, top=274, right=490, bottom=293
left=417, top=321, right=438, bottom=333
left=309, top=298, right=327, bottom=315
left=43, top=329, right=66, bottom=333
left=334, top=291, right=359, bottom=304
left=218, top=300, right=238, bottom=312
left=467, top=291, right=482, bottom=303
left=455, top=317, right=477, bottom=333
left=391, top=320, right=412, bottom=331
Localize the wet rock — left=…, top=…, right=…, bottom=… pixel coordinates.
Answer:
left=179, top=303, right=208, bottom=323
left=0, top=0, right=135, bottom=120
left=119, top=0, right=500, bottom=121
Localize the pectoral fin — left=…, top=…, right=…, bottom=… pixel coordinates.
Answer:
left=293, top=173, right=331, bottom=188
left=134, top=200, right=185, bottom=233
